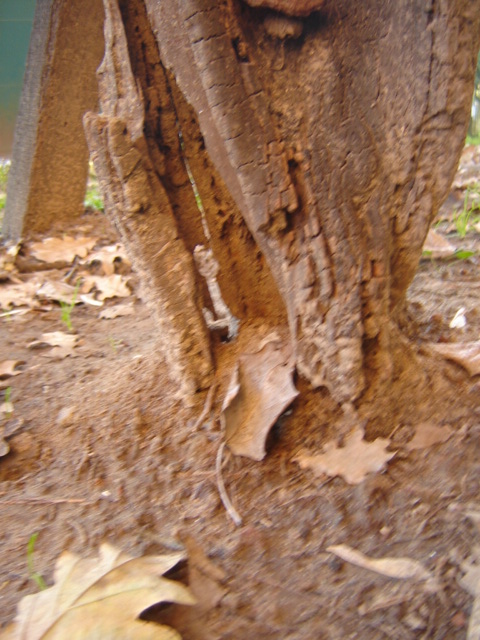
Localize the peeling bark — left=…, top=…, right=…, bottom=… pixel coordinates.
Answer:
left=84, top=0, right=213, bottom=396
left=88, top=0, right=480, bottom=407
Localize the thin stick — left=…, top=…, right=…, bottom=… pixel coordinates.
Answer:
left=0, top=498, right=90, bottom=505
left=215, top=442, right=242, bottom=526
left=192, top=382, right=216, bottom=431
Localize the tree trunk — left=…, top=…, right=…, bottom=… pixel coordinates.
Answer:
left=84, top=0, right=480, bottom=407
left=3, top=0, right=105, bottom=240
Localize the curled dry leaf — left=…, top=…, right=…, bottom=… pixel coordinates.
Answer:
left=0, top=360, right=24, bottom=380
left=327, top=544, right=434, bottom=583
left=83, top=244, right=131, bottom=276
left=29, top=236, right=97, bottom=264
left=222, top=339, right=298, bottom=461
left=0, top=543, right=195, bottom=640
left=427, top=341, right=480, bottom=376
left=83, top=274, right=131, bottom=301
left=0, top=281, right=39, bottom=310
left=405, top=423, right=453, bottom=451
left=28, top=332, right=78, bottom=360
left=0, top=437, right=9, bottom=457
left=294, top=426, right=395, bottom=485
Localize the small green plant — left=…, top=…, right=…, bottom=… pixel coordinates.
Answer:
left=0, top=159, right=10, bottom=217
left=3, top=386, right=13, bottom=419
left=108, top=336, right=121, bottom=353
left=84, top=163, right=104, bottom=211
left=27, top=533, right=47, bottom=591
left=454, top=184, right=480, bottom=238
left=60, top=281, right=81, bottom=331
left=84, top=183, right=104, bottom=211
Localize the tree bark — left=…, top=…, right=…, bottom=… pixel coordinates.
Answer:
left=3, top=0, right=105, bottom=240
left=85, top=0, right=480, bottom=405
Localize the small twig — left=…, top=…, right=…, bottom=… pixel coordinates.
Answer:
left=192, top=382, right=216, bottom=431
left=0, top=497, right=91, bottom=505
left=215, top=442, right=242, bottom=526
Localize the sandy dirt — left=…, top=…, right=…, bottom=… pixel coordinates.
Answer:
left=0, top=148, right=480, bottom=638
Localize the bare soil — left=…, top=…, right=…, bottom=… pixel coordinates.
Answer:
left=1, top=149, right=480, bottom=639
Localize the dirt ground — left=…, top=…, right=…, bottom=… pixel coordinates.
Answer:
left=1, top=148, right=480, bottom=639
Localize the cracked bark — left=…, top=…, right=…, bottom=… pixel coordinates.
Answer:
left=88, top=0, right=480, bottom=407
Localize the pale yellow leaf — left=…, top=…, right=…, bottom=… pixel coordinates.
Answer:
left=83, top=275, right=131, bottom=301
left=327, top=544, right=433, bottom=582
left=428, top=341, right=480, bottom=376
left=2, top=543, right=193, bottom=640
left=0, top=401, right=13, bottom=415
left=294, top=426, right=395, bottom=485
left=30, top=236, right=97, bottom=264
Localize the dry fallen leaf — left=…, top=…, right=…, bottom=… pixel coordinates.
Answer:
left=1, top=542, right=195, bottom=640
left=405, top=423, right=453, bottom=451
left=39, top=332, right=78, bottom=349
left=294, top=426, right=395, bottom=485
left=422, top=228, right=456, bottom=259
left=84, top=244, right=131, bottom=276
left=222, top=339, right=298, bottom=461
left=83, top=274, right=131, bottom=301
left=328, top=544, right=435, bottom=583
left=0, top=281, right=39, bottom=310
left=28, top=332, right=78, bottom=360
left=459, top=548, right=480, bottom=640
left=0, top=360, right=24, bottom=380
left=35, top=281, right=80, bottom=305
left=427, top=341, right=480, bottom=376
left=99, top=303, right=135, bottom=319
left=29, top=236, right=97, bottom=264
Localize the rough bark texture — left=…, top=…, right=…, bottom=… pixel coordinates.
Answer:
left=3, top=0, right=105, bottom=240
left=87, top=0, right=480, bottom=405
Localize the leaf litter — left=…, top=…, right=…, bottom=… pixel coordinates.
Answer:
left=459, top=547, right=480, bottom=640
left=327, top=544, right=438, bottom=591
left=294, top=426, right=395, bottom=485
left=28, top=332, right=79, bottom=359
left=0, top=542, right=195, bottom=640
left=29, top=236, right=98, bottom=264
left=427, top=341, right=480, bottom=376
left=82, top=274, right=131, bottom=301
left=221, top=337, right=298, bottom=461
left=405, top=422, right=453, bottom=451
left=82, top=244, right=130, bottom=276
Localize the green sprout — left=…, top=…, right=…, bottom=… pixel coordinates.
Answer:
left=27, top=533, right=47, bottom=591
left=454, top=184, right=480, bottom=238
left=84, top=163, right=104, bottom=211
left=60, top=281, right=81, bottom=331
left=3, top=386, right=13, bottom=419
